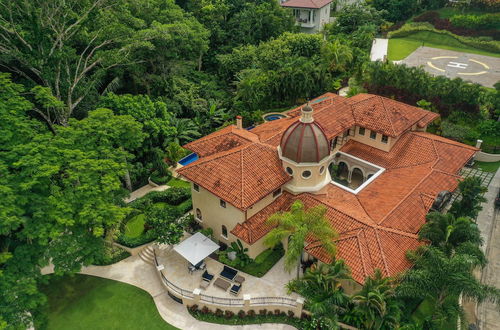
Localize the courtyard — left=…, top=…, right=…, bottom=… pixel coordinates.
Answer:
left=156, top=245, right=297, bottom=300
left=400, top=47, right=500, bottom=88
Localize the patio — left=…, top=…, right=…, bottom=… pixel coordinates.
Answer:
left=156, top=244, right=298, bottom=300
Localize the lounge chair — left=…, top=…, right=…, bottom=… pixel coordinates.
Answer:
left=220, top=265, right=238, bottom=281
left=230, top=284, right=241, bottom=296
left=202, top=270, right=214, bottom=282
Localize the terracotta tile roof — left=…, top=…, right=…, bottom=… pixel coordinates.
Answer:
left=178, top=143, right=291, bottom=210
left=181, top=92, right=477, bottom=284
left=183, top=125, right=259, bottom=158
left=281, top=0, right=332, bottom=9
left=231, top=130, right=476, bottom=284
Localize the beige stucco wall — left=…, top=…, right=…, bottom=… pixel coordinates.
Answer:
left=191, top=184, right=245, bottom=246
left=349, top=126, right=395, bottom=152
left=280, top=153, right=333, bottom=194
left=475, top=151, right=500, bottom=162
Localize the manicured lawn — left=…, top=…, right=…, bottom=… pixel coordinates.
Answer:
left=220, top=244, right=285, bottom=278
left=41, top=274, right=177, bottom=330
left=167, top=178, right=191, bottom=188
left=475, top=161, right=500, bottom=173
left=124, top=214, right=146, bottom=238
left=387, top=31, right=500, bottom=61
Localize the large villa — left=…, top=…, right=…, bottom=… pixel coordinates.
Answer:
left=177, top=92, right=477, bottom=287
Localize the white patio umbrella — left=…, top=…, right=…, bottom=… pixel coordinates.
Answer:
left=173, top=232, right=219, bottom=266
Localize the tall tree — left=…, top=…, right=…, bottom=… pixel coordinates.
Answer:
left=419, top=212, right=483, bottom=256
left=449, top=176, right=487, bottom=219
left=264, top=200, right=338, bottom=279
left=351, top=270, right=401, bottom=329
left=287, top=260, right=352, bottom=328
left=398, top=246, right=500, bottom=329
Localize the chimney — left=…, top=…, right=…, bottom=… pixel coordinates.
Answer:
left=236, top=115, right=243, bottom=129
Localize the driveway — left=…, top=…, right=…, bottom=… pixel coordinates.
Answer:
left=401, top=47, right=500, bottom=88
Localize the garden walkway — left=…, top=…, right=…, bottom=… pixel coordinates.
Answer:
left=42, top=252, right=296, bottom=330
left=477, top=168, right=500, bottom=329
left=124, top=183, right=170, bottom=203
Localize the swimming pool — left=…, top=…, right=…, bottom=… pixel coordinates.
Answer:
left=263, top=113, right=287, bottom=121
left=178, top=153, right=199, bottom=166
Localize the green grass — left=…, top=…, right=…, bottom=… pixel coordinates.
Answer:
left=475, top=161, right=500, bottom=173
left=124, top=214, right=146, bottom=238
left=239, top=245, right=285, bottom=277
left=387, top=31, right=500, bottom=60
left=41, top=274, right=177, bottom=330
left=167, top=178, right=191, bottom=188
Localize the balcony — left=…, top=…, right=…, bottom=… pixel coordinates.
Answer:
left=293, top=9, right=315, bottom=28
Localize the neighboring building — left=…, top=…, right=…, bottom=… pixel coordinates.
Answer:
left=178, top=93, right=477, bottom=286
left=280, top=0, right=332, bottom=33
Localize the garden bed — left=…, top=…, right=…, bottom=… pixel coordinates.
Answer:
left=218, top=244, right=284, bottom=278
left=92, top=245, right=131, bottom=266
left=188, top=305, right=307, bottom=328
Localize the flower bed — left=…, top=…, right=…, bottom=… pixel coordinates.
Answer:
left=188, top=305, right=309, bottom=328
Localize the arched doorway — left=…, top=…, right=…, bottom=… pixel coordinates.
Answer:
left=337, top=162, right=349, bottom=179
left=350, top=168, right=364, bottom=189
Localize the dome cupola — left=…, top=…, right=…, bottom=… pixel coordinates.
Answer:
left=280, top=103, right=329, bottom=163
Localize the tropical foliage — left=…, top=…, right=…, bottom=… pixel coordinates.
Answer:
left=264, top=201, right=338, bottom=279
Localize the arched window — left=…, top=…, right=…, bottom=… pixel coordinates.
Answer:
left=222, top=225, right=228, bottom=238
left=196, top=208, right=202, bottom=221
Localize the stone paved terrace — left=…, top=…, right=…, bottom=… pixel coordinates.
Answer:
left=156, top=245, right=298, bottom=300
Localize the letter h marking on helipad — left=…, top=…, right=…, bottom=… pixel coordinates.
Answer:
left=447, top=62, right=468, bottom=69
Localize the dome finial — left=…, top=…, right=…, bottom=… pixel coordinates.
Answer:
left=300, top=102, right=314, bottom=123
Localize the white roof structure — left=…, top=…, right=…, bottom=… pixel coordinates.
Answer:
left=173, top=232, right=219, bottom=266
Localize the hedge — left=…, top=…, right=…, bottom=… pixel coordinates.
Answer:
left=93, top=245, right=131, bottom=265
left=450, top=13, right=500, bottom=30
left=388, top=22, right=500, bottom=53
left=128, top=187, right=191, bottom=209
left=117, top=230, right=156, bottom=248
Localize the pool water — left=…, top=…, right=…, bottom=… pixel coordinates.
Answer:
left=178, top=153, right=199, bottom=166
left=264, top=114, right=286, bottom=121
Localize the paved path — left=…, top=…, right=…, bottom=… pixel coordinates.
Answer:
left=124, top=183, right=170, bottom=203
left=370, top=38, right=388, bottom=61
left=477, top=168, right=500, bottom=329
left=42, top=255, right=296, bottom=330
left=401, top=47, right=500, bottom=88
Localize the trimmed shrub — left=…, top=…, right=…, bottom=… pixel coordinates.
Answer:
left=128, top=187, right=191, bottom=210
left=247, top=310, right=256, bottom=317
left=388, top=23, right=500, bottom=52
left=200, top=306, right=210, bottom=315
left=189, top=304, right=199, bottom=312
left=93, top=245, right=131, bottom=266
left=259, top=309, right=267, bottom=316
left=274, top=309, right=281, bottom=316
left=116, top=230, right=156, bottom=248
left=237, top=310, right=246, bottom=318
left=267, top=311, right=274, bottom=316
left=150, top=170, right=172, bottom=185
left=215, top=309, right=223, bottom=317
left=288, top=311, right=295, bottom=318
left=450, top=13, right=500, bottom=30
left=224, top=310, right=234, bottom=319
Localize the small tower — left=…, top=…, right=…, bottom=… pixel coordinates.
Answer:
left=279, top=103, right=332, bottom=193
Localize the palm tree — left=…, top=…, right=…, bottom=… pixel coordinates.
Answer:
left=286, top=260, right=352, bottom=328
left=419, top=211, right=483, bottom=256
left=351, top=270, right=401, bottom=329
left=321, top=39, right=353, bottom=73
left=170, top=117, right=200, bottom=145
left=397, top=246, right=500, bottom=329
left=264, top=200, right=338, bottom=279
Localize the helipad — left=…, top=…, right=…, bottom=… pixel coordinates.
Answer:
left=401, top=47, right=500, bottom=88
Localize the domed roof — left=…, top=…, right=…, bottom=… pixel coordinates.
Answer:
left=280, top=104, right=330, bottom=163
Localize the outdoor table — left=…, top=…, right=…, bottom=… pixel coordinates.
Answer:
left=214, top=277, right=231, bottom=291
left=234, top=275, right=245, bottom=284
